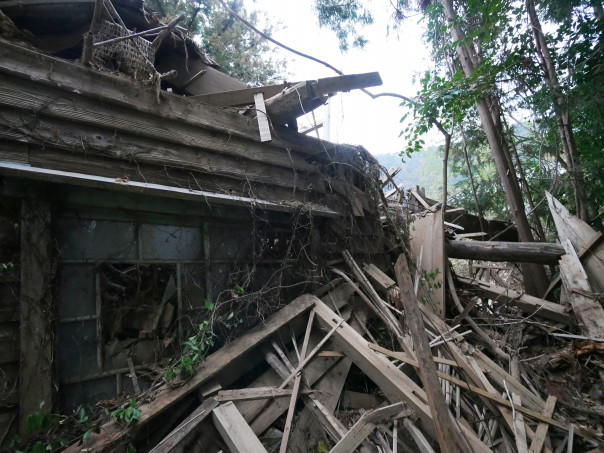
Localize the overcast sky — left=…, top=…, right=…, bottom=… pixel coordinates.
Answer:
left=249, top=0, right=437, bottom=155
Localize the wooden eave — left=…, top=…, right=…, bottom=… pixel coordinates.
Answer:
left=0, top=162, right=340, bottom=217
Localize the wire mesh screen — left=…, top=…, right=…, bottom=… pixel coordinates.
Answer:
left=93, top=20, right=155, bottom=81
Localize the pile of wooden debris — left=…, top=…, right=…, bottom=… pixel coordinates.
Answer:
left=0, top=1, right=602, bottom=450
left=62, top=187, right=604, bottom=453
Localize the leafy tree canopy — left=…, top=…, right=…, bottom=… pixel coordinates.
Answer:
left=147, top=0, right=287, bottom=86
left=313, top=0, right=604, bottom=228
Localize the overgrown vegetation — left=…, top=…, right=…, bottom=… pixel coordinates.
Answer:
left=313, top=0, right=604, bottom=232
left=9, top=406, right=102, bottom=453
left=146, top=0, right=287, bottom=85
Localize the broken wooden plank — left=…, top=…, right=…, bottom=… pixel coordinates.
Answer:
left=409, top=211, right=446, bottom=317
left=457, top=277, right=568, bottom=323
left=265, top=81, right=327, bottom=127
left=446, top=240, right=565, bottom=265
left=528, top=396, right=556, bottom=453
left=558, top=239, right=604, bottom=338
left=127, top=357, right=141, bottom=394
left=543, top=231, right=603, bottom=299
left=329, top=403, right=407, bottom=453
left=150, top=398, right=219, bottom=453
left=214, top=388, right=315, bottom=402
left=213, top=401, right=268, bottom=453
left=279, top=310, right=314, bottom=453
left=394, top=254, right=469, bottom=453
left=278, top=318, right=344, bottom=389
left=362, top=262, right=395, bottom=289
left=311, top=298, right=492, bottom=453
left=241, top=288, right=355, bottom=440
left=265, top=73, right=383, bottom=125
left=192, top=83, right=291, bottom=106
left=512, top=394, right=529, bottom=453
left=444, top=221, right=465, bottom=230
left=254, top=93, right=271, bottom=142
left=370, top=344, right=573, bottom=432
left=404, top=418, right=437, bottom=453
left=330, top=266, right=410, bottom=354
left=417, top=302, right=531, bottom=439
left=316, top=72, right=383, bottom=94
left=262, top=350, right=352, bottom=447
left=410, top=189, right=432, bottom=209
left=317, top=351, right=345, bottom=357
left=288, top=301, right=366, bottom=453
left=65, top=294, right=316, bottom=452
left=547, top=192, right=604, bottom=292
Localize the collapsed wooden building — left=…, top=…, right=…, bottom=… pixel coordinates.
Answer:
left=1, top=1, right=604, bottom=452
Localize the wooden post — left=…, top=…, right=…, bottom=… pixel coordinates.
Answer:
left=19, top=193, right=55, bottom=433
left=82, top=0, right=104, bottom=65
left=394, top=254, right=469, bottom=453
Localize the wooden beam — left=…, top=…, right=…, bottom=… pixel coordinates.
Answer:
left=215, top=388, right=315, bottom=402
left=446, top=240, right=565, bottom=265
left=288, top=292, right=365, bottom=453
left=19, top=193, right=55, bottom=434
left=315, top=72, right=382, bottom=94
left=213, top=402, right=268, bottom=453
left=457, top=277, right=568, bottom=323
left=395, top=255, right=470, bottom=453
left=192, top=83, right=292, bottom=107
left=65, top=295, right=316, bottom=452
left=265, top=81, right=327, bottom=127
left=329, top=403, right=407, bottom=453
left=278, top=318, right=344, bottom=389
left=265, top=72, right=382, bottom=124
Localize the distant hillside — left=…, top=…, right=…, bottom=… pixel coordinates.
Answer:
left=374, top=146, right=444, bottom=200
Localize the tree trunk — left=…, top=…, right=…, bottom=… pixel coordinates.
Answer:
left=502, top=113, right=547, bottom=241
left=446, top=240, right=565, bottom=264
left=440, top=0, right=549, bottom=296
left=527, top=0, right=589, bottom=221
